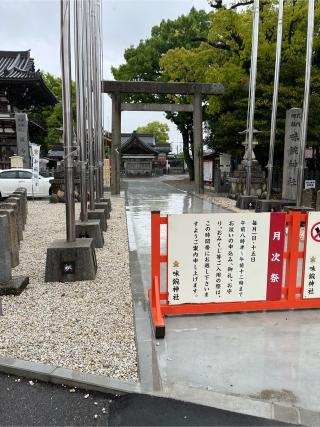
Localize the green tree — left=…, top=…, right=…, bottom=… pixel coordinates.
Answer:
left=29, top=73, right=77, bottom=152
left=136, top=121, right=169, bottom=144
left=161, top=0, right=320, bottom=169
left=112, top=7, right=211, bottom=180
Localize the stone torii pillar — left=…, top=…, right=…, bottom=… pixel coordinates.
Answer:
left=111, top=92, right=121, bottom=195
left=193, top=91, right=203, bottom=195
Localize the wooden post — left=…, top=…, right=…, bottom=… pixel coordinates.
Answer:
left=111, top=92, right=121, bottom=195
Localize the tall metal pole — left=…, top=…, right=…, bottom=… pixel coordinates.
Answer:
left=245, top=0, right=259, bottom=196
left=86, top=0, right=95, bottom=210
left=97, top=0, right=105, bottom=197
left=75, top=0, right=88, bottom=222
left=266, top=0, right=283, bottom=200
left=296, top=0, right=315, bottom=206
left=93, top=0, right=101, bottom=203
left=60, top=0, right=75, bottom=242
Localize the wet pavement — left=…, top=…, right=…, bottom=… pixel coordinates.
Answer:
left=125, top=177, right=320, bottom=418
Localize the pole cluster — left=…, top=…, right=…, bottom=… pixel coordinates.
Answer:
left=60, top=0, right=104, bottom=242
left=246, top=0, right=315, bottom=206
left=245, top=0, right=259, bottom=197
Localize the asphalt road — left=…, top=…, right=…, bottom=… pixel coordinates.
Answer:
left=0, top=373, right=290, bottom=426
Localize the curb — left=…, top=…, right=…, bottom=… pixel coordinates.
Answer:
left=1, top=355, right=320, bottom=425
left=0, top=356, right=141, bottom=395
left=154, top=382, right=320, bottom=426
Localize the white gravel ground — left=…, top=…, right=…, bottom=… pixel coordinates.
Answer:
left=0, top=197, right=138, bottom=382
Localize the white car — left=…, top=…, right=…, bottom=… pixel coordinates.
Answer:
left=0, top=168, right=53, bottom=199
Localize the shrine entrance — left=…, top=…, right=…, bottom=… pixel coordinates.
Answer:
left=102, top=80, right=224, bottom=195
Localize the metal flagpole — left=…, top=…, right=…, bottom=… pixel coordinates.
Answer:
left=97, top=0, right=105, bottom=197
left=245, top=0, right=259, bottom=196
left=296, top=0, right=315, bottom=206
left=60, top=0, right=75, bottom=242
left=266, top=0, right=284, bottom=200
left=98, top=0, right=104, bottom=196
left=93, top=0, right=101, bottom=203
left=86, top=0, right=95, bottom=211
left=74, top=0, right=88, bottom=222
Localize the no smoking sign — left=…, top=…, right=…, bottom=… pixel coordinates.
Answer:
left=311, top=222, right=320, bottom=243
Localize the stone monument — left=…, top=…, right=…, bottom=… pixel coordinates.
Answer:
left=282, top=108, right=302, bottom=201
left=229, top=129, right=266, bottom=205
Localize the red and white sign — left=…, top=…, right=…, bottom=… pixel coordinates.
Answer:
left=303, top=213, right=320, bottom=298
left=167, top=213, right=286, bottom=305
left=266, top=213, right=286, bottom=300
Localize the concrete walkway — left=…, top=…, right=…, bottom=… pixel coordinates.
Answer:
left=125, top=177, right=320, bottom=425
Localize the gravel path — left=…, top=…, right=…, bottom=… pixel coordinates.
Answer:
left=0, top=197, right=138, bottom=382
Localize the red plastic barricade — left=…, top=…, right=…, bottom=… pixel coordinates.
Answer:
left=149, top=210, right=320, bottom=338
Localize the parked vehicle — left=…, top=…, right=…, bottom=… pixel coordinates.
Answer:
left=0, top=169, right=53, bottom=199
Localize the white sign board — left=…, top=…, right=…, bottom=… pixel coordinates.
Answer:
left=31, top=144, right=40, bottom=193
left=219, top=153, right=231, bottom=174
left=305, top=180, right=316, bottom=189
left=168, top=213, right=271, bottom=304
left=303, top=212, right=320, bottom=298
left=203, top=160, right=213, bottom=183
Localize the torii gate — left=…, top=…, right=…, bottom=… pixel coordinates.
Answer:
left=102, top=80, right=224, bottom=195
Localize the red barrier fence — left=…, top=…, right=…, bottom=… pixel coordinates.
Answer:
left=149, top=210, right=320, bottom=338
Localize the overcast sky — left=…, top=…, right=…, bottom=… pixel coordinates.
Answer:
left=0, top=0, right=213, bottom=142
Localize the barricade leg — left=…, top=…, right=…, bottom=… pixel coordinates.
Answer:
left=149, top=211, right=165, bottom=338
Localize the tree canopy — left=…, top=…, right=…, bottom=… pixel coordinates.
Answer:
left=112, top=1, right=320, bottom=176
left=136, top=121, right=170, bottom=144
left=29, top=73, right=76, bottom=151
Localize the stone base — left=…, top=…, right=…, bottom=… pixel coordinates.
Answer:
left=255, top=199, right=296, bottom=213
left=283, top=206, right=314, bottom=213
left=0, top=276, right=29, bottom=296
left=87, top=209, right=107, bottom=232
left=100, top=197, right=112, bottom=212
left=94, top=202, right=110, bottom=219
left=45, top=238, right=97, bottom=282
left=236, top=195, right=258, bottom=210
left=75, top=220, right=104, bottom=248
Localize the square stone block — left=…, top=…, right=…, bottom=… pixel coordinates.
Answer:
left=0, top=276, right=29, bottom=296
left=94, top=202, right=110, bottom=219
left=236, top=195, right=258, bottom=210
left=87, top=209, right=107, bottom=232
left=45, top=238, right=97, bottom=282
left=75, top=220, right=104, bottom=248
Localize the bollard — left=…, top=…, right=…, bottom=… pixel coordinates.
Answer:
left=0, top=215, right=12, bottom=284
left=0, top=202, right=23, bottom=241
left=0, top=208, right=19, bottom=267
left=7, top=196, right=25, bottom=229
left=13, top=190, right=28, bottom=224
left=15, top=188, right=28, bottom=216
left=0, top=214, right=29, bottom=295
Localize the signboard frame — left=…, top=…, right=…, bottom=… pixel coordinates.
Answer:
left=149, top=211, right=320, bottom=338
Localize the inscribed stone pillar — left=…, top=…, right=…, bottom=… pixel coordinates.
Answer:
left=282, top=108, right=302, bottom=200
left=15, top=113, right=31, bottom=168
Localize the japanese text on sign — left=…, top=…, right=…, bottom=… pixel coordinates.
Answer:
left=168, top=213, right=285, bottom=305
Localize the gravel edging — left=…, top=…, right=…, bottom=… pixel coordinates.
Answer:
left=0, top=197, right=138, bottom=382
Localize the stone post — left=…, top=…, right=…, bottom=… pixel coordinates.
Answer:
left=302, top=188, right=313, bottom=208
left=0, top=208, right=19, bottom=267
left=0, top=215, right=12, bottom=284
left=111, top=92, right=121, bottom=195
left=193, top=91, right=203, bottom=194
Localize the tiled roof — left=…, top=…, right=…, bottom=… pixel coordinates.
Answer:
left=0, top=51, right=37, bottom=79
